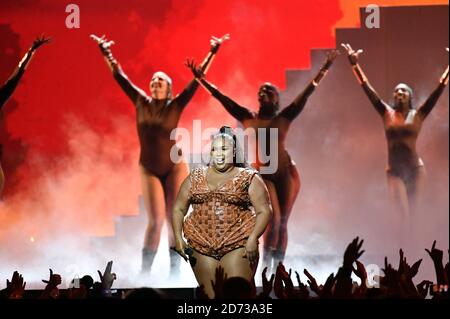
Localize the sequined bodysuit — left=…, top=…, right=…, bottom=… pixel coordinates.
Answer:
left=183, top=167, right=257, bottom=260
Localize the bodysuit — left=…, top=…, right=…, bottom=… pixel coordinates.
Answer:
left=183, top=166, right=257, bottom=259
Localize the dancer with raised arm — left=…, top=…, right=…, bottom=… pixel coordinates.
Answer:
left=91, top=33, right=230, bottom=277
left=186, top=50, right=338, bottom=271
left=0, top=35, right=50, bottom=196
left=342, top=44, right=448, bottom=224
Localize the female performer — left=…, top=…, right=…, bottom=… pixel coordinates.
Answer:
left=91, top=34, right=229, bottom=276
left=172, top=126, right=272, bottom=298
left=342, top=44, right=448, bottom=222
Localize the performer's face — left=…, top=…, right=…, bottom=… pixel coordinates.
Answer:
left=258, top=83, right=279, bottom=107
left=210, top=136, right=235, bottom=172
left=150, top=75, right=170, bottom=100
left=393, top=84, right=411, bottom=108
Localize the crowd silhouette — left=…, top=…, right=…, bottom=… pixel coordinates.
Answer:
left=1, top=238, right=448, bottom=300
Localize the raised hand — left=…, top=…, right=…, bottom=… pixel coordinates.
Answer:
left=97, top=261, right=116, bottom=291
left=30, top=34, right=51, bottom=52
left=353, top=260, right=368, bottom=284
left=90, top=34, right=115, bottom=52
left=409, top=259, right=422, bottom=279
left=303, top=268, right=321, bottom=296
left=260, top=267, right=275, bottom=298
left=41, top=269, right=62, bottom=299
left=343, top=237, right=365, bottom=268
left=398, top=249, right=405, bottom=272
left=321, top=273, right=336, bottom=298
left=211, top=266, right=227, bottom=299
left=310, top=49, right=339, bottom=86
left=185, top=59, right=204, bottom=79
left=273, top=262, right=288, bottom=299
left=425, top=241, right=448, bottom=285
left=326, top=49, right=340, bottom=64
left=382, top=256, right=395, bottom=276
left=6, top=271, right=26, bottom=299
left=341, top=43, right=363, bottom=65
left=210, top=34, right=230, bottom=51
left=277, top=264, right=297, bottom=298
left=395, top=250, right=422, bottom=297
left=425, top=240, right=444, bottom=264
left=381, top=256, right=399, bottom=289
left=42, top=268, right=62, bottom=288
left=295, top=271, right=310, bottom=299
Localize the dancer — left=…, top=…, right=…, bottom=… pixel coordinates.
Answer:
left=172, top=126, right=272, bottom=298
left=342, top=44, right=448, bottom=222
left=186, top=50, right=338, bottom=271
left=0, top=35, right=50, bottom=196
left=91, top=33, right=229, bottom=276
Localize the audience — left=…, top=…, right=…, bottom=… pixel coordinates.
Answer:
left=1, top=238, right=448, bottom=299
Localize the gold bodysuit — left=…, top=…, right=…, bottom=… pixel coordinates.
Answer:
left=183, top=166, right=257, bottom=260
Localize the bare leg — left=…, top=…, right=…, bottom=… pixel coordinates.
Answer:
left=190, top=250, right=219, bottom=299
left=140, top=165, right=166, bottom=272
left=220, top=247, right=257, bottom=298
left=262, top=179, right=281, bottom=273
left=406, top=166, right=426, bottom=214
left=406, top=166, right=427, bottom=246
left=220, top=247, right=256, bottom=282
left=164, top=161, right=189, bottom=278
left=387, top=173, right=410, bottom=221
left=387, top=173, right=410, bottom=247
left=275, top=164, right=300, bottom=263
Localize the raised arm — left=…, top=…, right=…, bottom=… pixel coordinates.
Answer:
left=174, top=34, right=230, bottom=109
left=0, top=35, right=50, bottom=109
left=201, top=34, right=230, bottom=76
left=186, top=61, right=254, bottom=122
left=172, top=175, right=192, bottom=261
left=279, top=50, right=339, bottom=121
left=417, top=49, right=449, bottom=119
left=342, top=43, right=389, bottom=117
left=425, top=240, right=448, bottom=286
left=90, top=34, right=147, bottom=105
left=245, top=174, right=272, bottom=266
left=334, top=237, right=365, bottom=298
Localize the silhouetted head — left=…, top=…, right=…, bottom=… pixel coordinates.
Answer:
left=210, top=126, right=246, bottom=171
left=258, top=83, right=280, bottom=117
left=80, top=275, right=94, bottom=289
left=150, top=71, right=172, bottom=100
left=393, top=83, right=413, bottom=111
left=222, top=277, right=255, bottom=299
